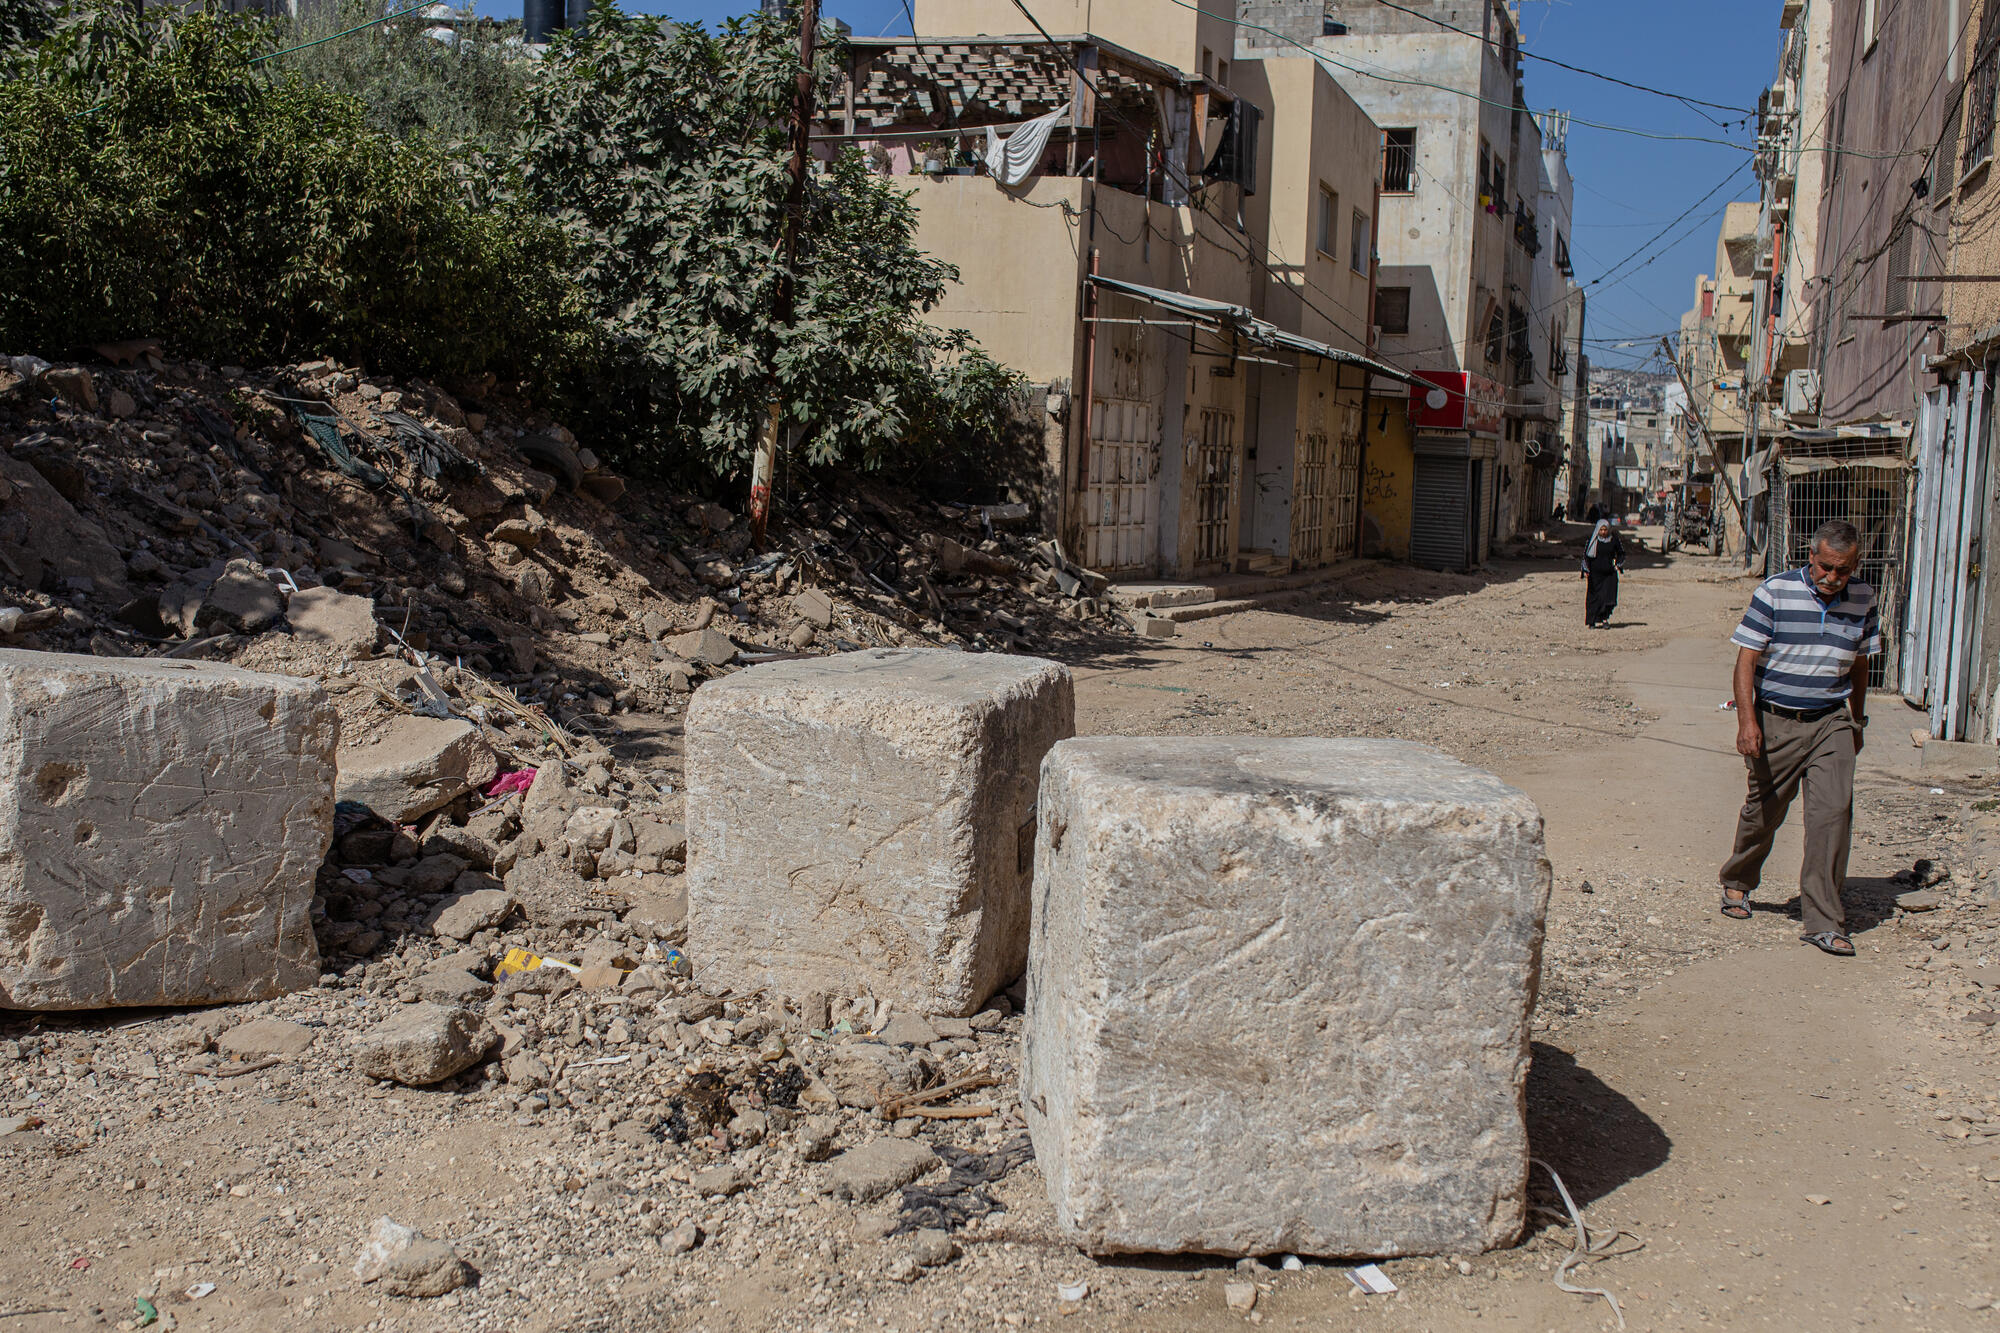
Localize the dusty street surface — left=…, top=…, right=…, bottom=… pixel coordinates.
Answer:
left=6, top=537, right=2000, bottom=1332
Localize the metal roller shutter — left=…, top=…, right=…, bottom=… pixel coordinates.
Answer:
left=1411, top=455, right=1471, bottom=571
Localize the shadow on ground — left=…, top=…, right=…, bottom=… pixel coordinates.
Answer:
left=1525, top=1041, right=1669, bottom=1211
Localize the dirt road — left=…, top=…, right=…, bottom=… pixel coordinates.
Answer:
left=5, top=540, right=1997, bottom=1332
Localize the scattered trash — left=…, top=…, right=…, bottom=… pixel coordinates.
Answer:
left=484, top=768, right=537, bottom=798
left=1347, top=1263, right=1396, bottom=1294
left=340, top=867, right=373, bottom=884
left=1531, top=1158, right=1642, bottom=1330
left=892, top=1133, right=1033, bottom=1234
left=1278, top=1254, right=1304, bottom=1272
left=1932, top=788, right=1947, bottom=795
left=185, top=1282, right=217, bottom=1299
left=1718, top=699, right=1736, bottom=711
left=68, top=1256, right=90, bottom=1271
left=133, top=1297, right=158, bottom=1328
left=0, top=1114, right=42, bottom=1136
left=1056, top=1281, right=1089, bottom=1302
left=576, top=1053, right=631, bottom=1067
left=1804, top=1193, right=1832, bottom=1206
left=494, top=947, right=581, bottom=979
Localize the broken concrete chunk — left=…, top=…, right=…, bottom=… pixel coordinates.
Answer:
left=877, top=1012, right=939, bottom=1047
left=335, top=716, right=498, bottom=824
left=686, top=648, right=1074, bottom=1017
left=668, top=627, right=738, bottom=667
left=792, top=588, right=835, bottom=628
left=417, top=969, right=493, bottom=1004
left=287, top=586, right=378, bottom=657
left=429, top=888, right=515, bottom=941
left=42, top=366, right=98, bottom=412
left=1023, top=737, right=1551, bottom=1259
left=818, top=1041, right=929, bottom=1110
left=217, top=1018, right=315, bottom=1059
left=350, top=1003, right=497, bottom=1086
left=201, top=559, right=283, bottom=634
left=353, top=1217, right=476, bottom=1298
left=823, top=1137, right=938, bottom=1203
left=0, top=452, right=128, bottom=600
left=0, top=649, right=333, bottom=1009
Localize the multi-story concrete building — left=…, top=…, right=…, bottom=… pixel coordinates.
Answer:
left=835, top=0, right=1424, bottom=582
left=1236, top=0, right=1573, bottom=568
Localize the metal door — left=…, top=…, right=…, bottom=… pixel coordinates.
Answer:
left=1290, top=429, right=1329, bottom=568
left=1081, top=395, right=1160, bottom=576
left=1411, top=454, right=1471, bottom=571
left=1193, top=407, right=1239, bottom=568
left=1329, top=403, right=1362, bottom=562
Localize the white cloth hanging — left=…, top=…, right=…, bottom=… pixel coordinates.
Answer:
left=984, top=102, right=1071, bottom=187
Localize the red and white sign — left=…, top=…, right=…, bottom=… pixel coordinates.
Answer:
left=1408, top=371, right=1504, bottom=438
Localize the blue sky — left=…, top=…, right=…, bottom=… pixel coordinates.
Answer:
left=483, top=0, right=1778, bottom=377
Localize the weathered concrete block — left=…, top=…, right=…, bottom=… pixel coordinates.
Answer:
left=1024, top=737, right=1551, bottom=1259
left=686, top=647, right=1074, bottom=1017
left=0, top=649, right=335, bottom=1009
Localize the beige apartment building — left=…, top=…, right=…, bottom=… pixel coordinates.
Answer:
left=812, top=0, right=1419, bottom=581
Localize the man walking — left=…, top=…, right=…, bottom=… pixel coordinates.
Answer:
left=1718, top=520, right=1880, bottom=956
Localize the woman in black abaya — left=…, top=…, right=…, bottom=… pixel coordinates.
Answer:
left=1581, top=519, right=1624, bottom=628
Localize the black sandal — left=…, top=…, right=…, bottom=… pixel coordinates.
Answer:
left=1800, top=931, right=1855, bottom=956
left=1719, top=888, right=1751, bottom=920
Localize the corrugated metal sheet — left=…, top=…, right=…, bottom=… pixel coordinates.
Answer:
left=1412, top=455, right=1470, bottom=571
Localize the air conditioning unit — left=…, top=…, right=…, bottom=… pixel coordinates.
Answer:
left=1784, top=368, right=1821, bottom=416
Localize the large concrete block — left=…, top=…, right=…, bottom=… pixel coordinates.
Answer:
left=686, top=647, right=1073, bottom=1017
left=0, top=649, right=337, bottom=1009
left=1024, top=737, right=1550, bottom=1259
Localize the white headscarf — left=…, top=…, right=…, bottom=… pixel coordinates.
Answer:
left=1586, top=520, right=1614, bottom=559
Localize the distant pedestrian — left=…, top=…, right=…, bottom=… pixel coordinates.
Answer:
left=1581, top=519, right=1624, bottom=628
left=1585, top=502, right=1602, bottom=524
left=1718, top=520, right=1879, bottom=956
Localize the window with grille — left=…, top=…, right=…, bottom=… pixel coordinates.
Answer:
left=1885, top=221, right=1914, bottom=315
left=1351, top=209, right=1369, bottom=272
left=1376, top=286, right=1411, bottom=335
left=1485, top=307, right=1505, bottom=364
left=1967, top=43, right=1998, bottom=174
left=1382, top=129, right=1415, bottom=192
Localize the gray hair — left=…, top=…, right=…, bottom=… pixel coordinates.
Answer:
left=1812, top=520, right=1860, bottom=555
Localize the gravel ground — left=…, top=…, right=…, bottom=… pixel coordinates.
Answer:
left=6, top=539, right=1999, bottom=1332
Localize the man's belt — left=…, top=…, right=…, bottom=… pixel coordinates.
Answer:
left=1758, top=701, right=1846, bottom=723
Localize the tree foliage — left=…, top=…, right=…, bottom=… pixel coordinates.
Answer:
left=519, top=6, right=1019, bottom=476
left=276, top=0, right=526, bottom=151
left=0, top=2, right=579, bottom=377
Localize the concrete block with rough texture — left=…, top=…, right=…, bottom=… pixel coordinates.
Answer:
left=686, top=647, right=1073, bottom=1017
left=1023, top=737, right=1551, bottom=1259
left=0, top=648, right=335, bottom=1009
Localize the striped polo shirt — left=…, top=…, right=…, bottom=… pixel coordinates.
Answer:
left=1730, top=567, right=1882, bottom=710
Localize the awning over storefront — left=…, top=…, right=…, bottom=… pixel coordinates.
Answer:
left=1086, top=274, right=1425, bottom=388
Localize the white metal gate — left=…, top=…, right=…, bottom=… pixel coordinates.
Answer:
left=1081, top=395, right=1160, bottom=575
left=1907, top=372, right=1990, bottom=739
left=1193, top=407, right=1239, bottom=568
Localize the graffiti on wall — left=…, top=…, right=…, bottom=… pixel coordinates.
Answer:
left=1365, top=462, right=1401, bottom=503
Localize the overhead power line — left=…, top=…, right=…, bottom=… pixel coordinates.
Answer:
left=1367, top=0, right=1756, bottom=119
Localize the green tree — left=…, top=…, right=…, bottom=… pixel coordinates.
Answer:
left=518, top=5, right=1018, bottom=477
left=0, top=0, right=580, bottom=377
left=277, top=0, right=526, bottom=151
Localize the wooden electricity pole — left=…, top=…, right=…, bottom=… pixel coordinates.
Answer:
left=749, top=0, right=821, bottom=544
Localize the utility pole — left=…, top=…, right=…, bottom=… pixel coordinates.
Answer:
left=749, top=0, right=821, bottom=545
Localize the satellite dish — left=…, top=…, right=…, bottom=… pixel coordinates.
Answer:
left=1425, top=388, right=1450, bottom=410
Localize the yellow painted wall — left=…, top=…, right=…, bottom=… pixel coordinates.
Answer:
left=911, top=0, right=1231, bottom=82
left=902, top=176, right=1086, bottom=385
left=1364, top=401, right=1415, bottom=559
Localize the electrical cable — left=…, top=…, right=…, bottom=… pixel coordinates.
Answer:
left=251, top=0, right=439, bottom=64
left=1366, top=0, right=1754, bottom=118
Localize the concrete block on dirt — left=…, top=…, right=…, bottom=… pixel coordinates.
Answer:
left=1920, top=739, right=1995, bottom=778
left=0, top=648, right=336, bottom=1009
left=335, top=716, right=498, bottom=823
left=686, top=647, right=1074, bottom=1017
left=1023, top=737, right=1551, bottom=1259
left=287, top=586, right=379, bottom=657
